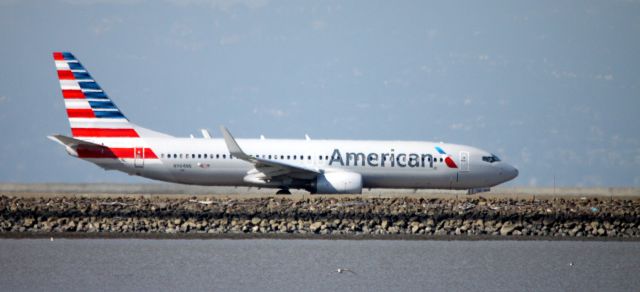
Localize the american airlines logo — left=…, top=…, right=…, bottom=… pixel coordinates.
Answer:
left=329, top=147, right=458, bottom=168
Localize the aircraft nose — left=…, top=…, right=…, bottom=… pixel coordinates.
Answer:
left=504, top=164, right=519, bottom=181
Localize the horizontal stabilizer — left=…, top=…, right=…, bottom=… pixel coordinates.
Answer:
left=48, top=134, right=103, bottom=149
left=48, top=134, right=105, bottom=157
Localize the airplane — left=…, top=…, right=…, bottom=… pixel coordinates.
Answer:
left=49, top=52, right=518, bottom=195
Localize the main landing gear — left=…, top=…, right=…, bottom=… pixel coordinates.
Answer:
left=276, top=189, right=292, bottom=195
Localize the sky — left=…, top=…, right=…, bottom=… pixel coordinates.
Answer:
left=0, top=0, right=639, bottom=187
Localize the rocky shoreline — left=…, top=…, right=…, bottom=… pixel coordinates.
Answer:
left=1, top=195, right=639, bottom=239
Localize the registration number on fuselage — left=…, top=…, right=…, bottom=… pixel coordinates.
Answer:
left=173, top=164, right=192, bottom=169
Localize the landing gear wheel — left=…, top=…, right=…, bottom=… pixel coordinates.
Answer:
left=276, top=189, right=292, bottom=195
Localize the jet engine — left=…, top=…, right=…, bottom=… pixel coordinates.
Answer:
left=311, top=172, right=362, bottom=194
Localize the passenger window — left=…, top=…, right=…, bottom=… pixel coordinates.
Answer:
left=319, top=156, right=322, bottom=160
left=440, top=158, right=443, bottom=162
left=204, top=154, right=207, bottom=158
left=223, top=154, right=226, bottom=159
left=173, top=154, right=177, bottom=159
left=308, top=155, right=311, bottom=160
left=198, top=154, right=201, bottom=159
left=179, top=154, right=183, bottom=158
left=325, top=156, right=329, bottom=160
left=280, top=155, right=284, bottom=159
left=293, top=155, right=296, bottom=160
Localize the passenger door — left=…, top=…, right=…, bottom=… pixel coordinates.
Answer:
left=459, top=151, right=469, bottom=172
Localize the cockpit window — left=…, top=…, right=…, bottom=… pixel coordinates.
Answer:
left=482, top=154, right=501, bottom=163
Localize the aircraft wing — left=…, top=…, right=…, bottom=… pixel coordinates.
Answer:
left=220, top=127, right=321, bottom=181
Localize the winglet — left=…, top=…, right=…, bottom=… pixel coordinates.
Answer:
left=220, top=126, right=253, bottom=161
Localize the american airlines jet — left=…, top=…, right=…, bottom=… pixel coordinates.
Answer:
left=49, top=52, right=518, bottom=194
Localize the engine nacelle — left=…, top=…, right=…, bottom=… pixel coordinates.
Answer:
left=312, top=172, right=363, bottom=194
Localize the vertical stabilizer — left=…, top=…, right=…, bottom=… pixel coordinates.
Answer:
left=53, top=52, right=170, bottom=138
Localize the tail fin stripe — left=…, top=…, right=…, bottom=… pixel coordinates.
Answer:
left=57, top=71, right=93, bottom=81
left=88, top=101, right=116, bottom=109
left=68, top=62, right=85, bottom=70
left=59, top=80, right=80, bottom=90
left=70, top=120, right=131, bottom=128
left=55, top=61, right=70, bottom=70
left=65, top=100, right=91, bottom=109
left=93, top=111, right=125, bottom=118
left=83, top=91, right=108, bottom=99
left=78, top=82, right=101, bottom=90
left=57, top=70, right=75, bottom=80
left=71, top=128, right=139, bottom=138
left=67, top=109, right=96, bottom=118
left=62, top=52, right=75, bottom=60
left=62, top=89, right=85, bottom=99
left=73, top=72, right=92, bottom=79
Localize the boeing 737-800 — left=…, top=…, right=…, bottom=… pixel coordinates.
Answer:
left=49, top=52, right=518, bottom=194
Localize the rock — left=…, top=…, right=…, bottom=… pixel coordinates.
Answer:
left=542, top=218, right=555, bottom=226
left=425, top=218, right=435, bottom=227
left=310, top=222, right=323, bottom=233
left=500, top=221, right=516, bottom=235
left=251, top=217, right=261, bottom=225
left=394, top=220, right=406, bottom=227
left=22, top=218, right=35, bottom=228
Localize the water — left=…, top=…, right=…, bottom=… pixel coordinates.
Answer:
left=0, top=239, right=638, bottom=291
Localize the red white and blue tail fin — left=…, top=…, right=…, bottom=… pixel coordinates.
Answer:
left=53, top=52, right=169, bottom=139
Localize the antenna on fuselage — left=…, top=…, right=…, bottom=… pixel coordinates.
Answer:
left=305, top=134, right=311, bottom=141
